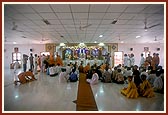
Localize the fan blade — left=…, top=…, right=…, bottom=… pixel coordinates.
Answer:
left=147, top=23, right=161, bottom=29
left=82, top=24, right=92, bottom=29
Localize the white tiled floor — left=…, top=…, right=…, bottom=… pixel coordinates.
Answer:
left=3, top=68, right=165, bottom=113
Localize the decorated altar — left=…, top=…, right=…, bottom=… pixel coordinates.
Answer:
left=57, top=43, right=108, bottom=66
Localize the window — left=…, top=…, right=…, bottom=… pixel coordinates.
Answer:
left=12, top=52, right=22, bottom=64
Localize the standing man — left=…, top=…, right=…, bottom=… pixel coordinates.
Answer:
left=139, top=53, right=145, bottom=67
left=29, top=53, right=34, bottom=71
left=34, top=54, right=38, bottom=74
left=23, top=54, right=28, bottom=72
left=146, top=54, right=152, bottom=66
left=105, top=52, right=111, bottom=64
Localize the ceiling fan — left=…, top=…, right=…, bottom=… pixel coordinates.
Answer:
left=11, top=22, right=24, bottom=32
left=144, top=19, right=161, bottom=30
left=79, top=21, right=92, bottom=31
left=41, top=38, right=49, bottom=41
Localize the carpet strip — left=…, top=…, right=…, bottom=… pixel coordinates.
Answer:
left=76, top=73, right=98, bottom=111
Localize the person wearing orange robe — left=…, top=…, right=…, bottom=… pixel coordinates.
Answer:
left=55, top=55, right=63, bottom=66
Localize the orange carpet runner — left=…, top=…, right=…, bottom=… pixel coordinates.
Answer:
left=76, top=73, right=98, bottom=111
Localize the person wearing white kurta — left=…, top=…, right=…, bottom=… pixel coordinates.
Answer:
left=86, top=69, right=99, bottom=85
left=140, top=53, right=145, bottom=67
left=34, top=54, right=38, bottom=74
left=130, top=54, right=135, bottom=67
left=13, top=59, right=20, bottom=82
left=123, top=54, right=128, bottom=67
left=59, top=69, right=68, bottom=83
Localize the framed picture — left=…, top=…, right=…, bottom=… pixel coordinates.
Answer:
left=144, top=47, right=149, bottom=52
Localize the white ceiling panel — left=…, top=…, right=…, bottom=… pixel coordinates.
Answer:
left=50, top=4, right=71, bottom=13
left=10, top=4, right=35, bottom=13
left=73, top=13, right=88, bottom=20
left=23, top=13, right=42, bottom=19
left=119, top=13, right=137, bottom=20
left=70, top=4, right=89, bottom=12
left=56, top=13, right=73, bottom=19
left=4, top=3, right=164, bottom=44
left=125, top=4, right=149, bottom=12
left=60, top=20, right=74, bottom=24
left=107, top=4, right=128, bottom=12
left=90, top=4, right=109, bottom=12
left=39, top=13, right=58, bottom=19
left=89, top=13, right=105, bottom=19
left=30, top=4, right=52, bottom=12
left=103, top=13, right=121, bottom=19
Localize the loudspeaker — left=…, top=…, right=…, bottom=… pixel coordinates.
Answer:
left=30, top=49, right=33, bottom=52
left=157, top=48, right=160, bottom=51
left=130, top=48, right=133, bottom=51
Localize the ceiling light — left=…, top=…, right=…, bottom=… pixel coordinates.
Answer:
left=94, top=41, right=97, bottom=43
left=99, top=35, right=103, bottom=38
left=136, top=36, right=141, bottom=38
left=13, top=42, right=16, bottom=44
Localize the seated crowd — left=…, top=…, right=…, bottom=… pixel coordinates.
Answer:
left=80, top=61, right=164, bottom=99
left=23, top=59, right=164, bottom=99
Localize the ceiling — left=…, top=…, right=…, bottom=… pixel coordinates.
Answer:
left=3, top=3, right=165, bottom=45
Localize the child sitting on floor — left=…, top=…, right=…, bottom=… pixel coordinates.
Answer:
left=138, top=73, right=155, bottom=98
left=121, top=76, right=138, bottom=98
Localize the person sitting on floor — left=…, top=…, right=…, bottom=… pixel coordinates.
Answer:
left=111, top=67, right=118, bottom=82
left=86, top=69, right=99, bottom=85
left=121, top=76, right=139, bottom=98
left=69, top=68, right=78, bottom=82
left=138, top=73, right=155, bottom=98
left=115, top=69, right=124, bottom=84
left=83, top=63, right=90, bottom=73
left=86, top=66, right=94, bottom=79
left=153, top=70, right=163, bottom=93
left=49, top=64, right=58, bottom=77
left=17, top=69, right=37, bottom=84
left=59, top=68, right=69, bottom=83
left=78, top=63, right=84, bottom=73
left=66, top=64, right=72, bottom=75
left=101, top=67, right=112, bottom=83
left=147, top=70, right=156, bottom=87
left=96, top=66, right=102, bottom=80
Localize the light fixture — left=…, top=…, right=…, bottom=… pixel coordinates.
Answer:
left=13, top=42, right=16, bottom=44
left=60, top=43, right=65, bottom=46
left=98, top=43, right=104, bottom=46
left=136, top=36, right=141, bottom=38
left=99, top=35, right=103, bottom=38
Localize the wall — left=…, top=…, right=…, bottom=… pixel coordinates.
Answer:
left=118, top=43, right=164, bottom=68
left=4, top=44, right=45, bottom=69
left=3, top=43, right=165, bottom=69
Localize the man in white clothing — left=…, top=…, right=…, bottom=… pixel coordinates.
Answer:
left=86, top=69, right=99, bottom=85
left=139, top=53, right=145, bottom=67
